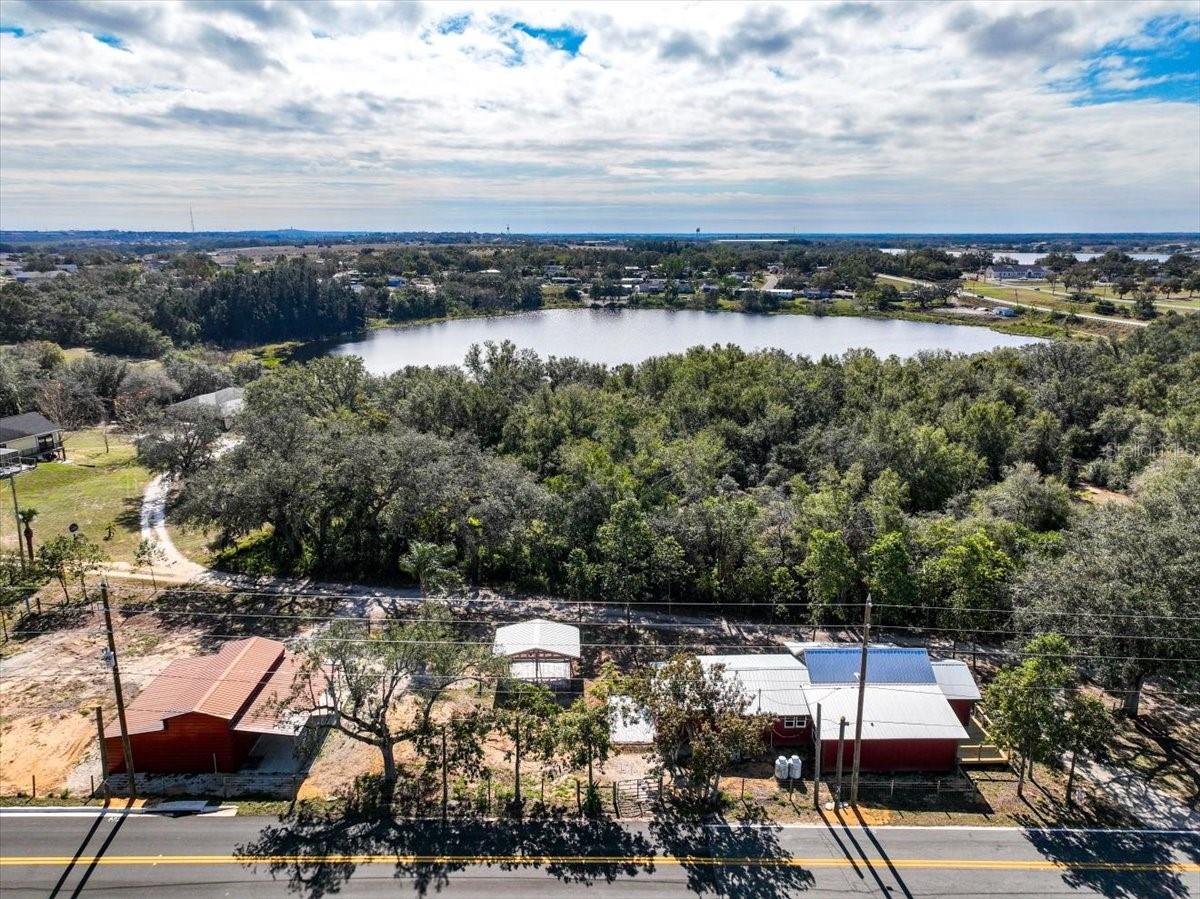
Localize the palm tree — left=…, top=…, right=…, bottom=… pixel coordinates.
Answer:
left=398, top=541, right=458, bottom=597
left=17, top=508, right=37, bottom=561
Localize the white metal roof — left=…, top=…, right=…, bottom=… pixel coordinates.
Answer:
left=696, top=654, right=810, bottom=718
left=493, top=619, right=581, bottom=659
left=931, top=660, right=983, bottom=701
left=805, top=683, right=968, bottom=742
left=608, top=696, right=656, bottom=745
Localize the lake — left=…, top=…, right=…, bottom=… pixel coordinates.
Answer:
left=320, top=309, right=1045, bottom=373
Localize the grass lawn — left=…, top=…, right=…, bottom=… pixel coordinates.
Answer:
left=0, top=428, right=151, bottom=565
left=965, top=280, right=1197, bottom=316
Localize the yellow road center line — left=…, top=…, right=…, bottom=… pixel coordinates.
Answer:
left=1, top=854, right=1197, bottom=872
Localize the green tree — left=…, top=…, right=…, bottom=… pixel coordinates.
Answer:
left=556, top=684, right=613, bottom=813
left=494, top=682, right=560, bottom=809
left=1061, top=693, right=1114, bottom=806
left=958, top=400, right=1017, bottom=480
left=865, top=532, right=917, bottom=625
left=632, top=655, right=765, bottom=803
left=292, top=602, right=493, bottom=793
left=800, top=528, right=856, bottom=624
left=17, top=508, right=37, bottom=561
left=1012, top=458, right=1200, bottom=717
left=37, top=534, right=106, bottom=604
left=133, top=538, right=167, bottom=592
left=595, top=497, right=657, bottom=616
left=135, top=406, right=224, bottom=474
left=399, top=541, right=461, bottom=597
left=921, top=529, right=1013, bottom=642
left=983, top=634, right=1076, bottom=798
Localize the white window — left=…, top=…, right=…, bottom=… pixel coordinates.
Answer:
left=781, top=716, right=807, bottom=730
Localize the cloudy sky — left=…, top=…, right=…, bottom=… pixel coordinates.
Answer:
left=1, top=1, right=1198, bottom=233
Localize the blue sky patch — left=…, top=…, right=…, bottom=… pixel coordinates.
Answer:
left=513, top=22, right=586, bottom=56
left=438, top=14, right=471, bottom=35
left=1062, top=14, right=1200, bottom=105
left=94, top=33, right=126, bottom=49
left=1, top=24, right=27, bottom=37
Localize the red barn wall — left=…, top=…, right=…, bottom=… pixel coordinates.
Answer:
left=105, top=713, right=259, bottom=774
left=765, top=718, right=812, bottom=747
left=820, top=738, right=960, bottom=773
left=948, top=699, right=975, bottom=727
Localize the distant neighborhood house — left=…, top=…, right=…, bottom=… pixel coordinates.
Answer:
left=986, top=264, right=1048, bottom=281
left=169, top=387, right=245, bottom=429
left=0, top=412, right=65, bottom=464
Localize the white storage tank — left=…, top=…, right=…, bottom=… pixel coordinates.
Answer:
left=788, top=755, right=803, bottom=780
left=774, top=756, right=790, bottom=781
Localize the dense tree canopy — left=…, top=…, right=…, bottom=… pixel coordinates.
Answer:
left=169, top=316, right=1200, bottom=666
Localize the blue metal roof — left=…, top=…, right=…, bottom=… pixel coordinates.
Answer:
left=803, top=647, right=936, bottom=684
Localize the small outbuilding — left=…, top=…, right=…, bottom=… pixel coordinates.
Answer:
left=104, top=637, right=321, bottom=775
left=493, top=618, right=580, bottom=684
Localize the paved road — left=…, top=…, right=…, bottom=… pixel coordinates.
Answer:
left=1, top=812, right=1196, bottom=897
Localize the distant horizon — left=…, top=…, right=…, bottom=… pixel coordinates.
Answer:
left=3, top=228, right=1199, bottom=240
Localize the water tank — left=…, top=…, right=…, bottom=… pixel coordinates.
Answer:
left=788, top=755, right=803, bottom=780
left=774, top=756, right=789, bottom=781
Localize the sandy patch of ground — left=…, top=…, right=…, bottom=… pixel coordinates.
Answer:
left=0, top=604, right=206, bottom=796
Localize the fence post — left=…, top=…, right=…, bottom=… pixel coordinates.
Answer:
left=32, top=774, right=36, bottom=798
left=890, top=776, right=895, bottom=798
left=612, top=782, right=619, bottom=817
left=575, top=779, right=582, bottom=816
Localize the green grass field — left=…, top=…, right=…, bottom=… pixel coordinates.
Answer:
left=965, top=279, right=1197, bottom=314
left=1, top=428, right=151, bottom=565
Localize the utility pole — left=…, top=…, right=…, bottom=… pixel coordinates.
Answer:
left=94, top=706, right=111, bottom=799
left=812, top=702, right=822, bottom=810
left=834, top=717, right=847, bottom=808
left=850, top=594, right=873, bottom=806
left=100, top=581, right=136, bottom=798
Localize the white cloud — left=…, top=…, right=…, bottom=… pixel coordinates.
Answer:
left=0, top=0, right=1197, bottom=231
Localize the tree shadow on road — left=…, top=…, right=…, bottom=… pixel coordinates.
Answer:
left=648, top=803, right=816, bottom=898
left=1017, top=803, right=1200, bottom=899
left=236, top=781, right=658, bottom=897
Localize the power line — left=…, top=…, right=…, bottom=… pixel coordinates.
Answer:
left=79, top=580, right=1200, bottom=622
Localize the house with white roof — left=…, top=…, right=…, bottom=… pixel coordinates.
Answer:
left=787, top=644, right=973, bottom=773
left=695, top=654, right=811, bottom=747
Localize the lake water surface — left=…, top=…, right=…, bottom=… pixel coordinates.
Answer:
left=322, top=309, right=1045, bottom=373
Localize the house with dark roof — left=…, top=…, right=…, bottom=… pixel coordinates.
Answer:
left=0, top=412, right=64, bottom=463
left=104, top=637, right=323, bottom=775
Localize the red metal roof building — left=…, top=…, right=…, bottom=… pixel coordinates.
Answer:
left=104, top=637, right=317, bottom=775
